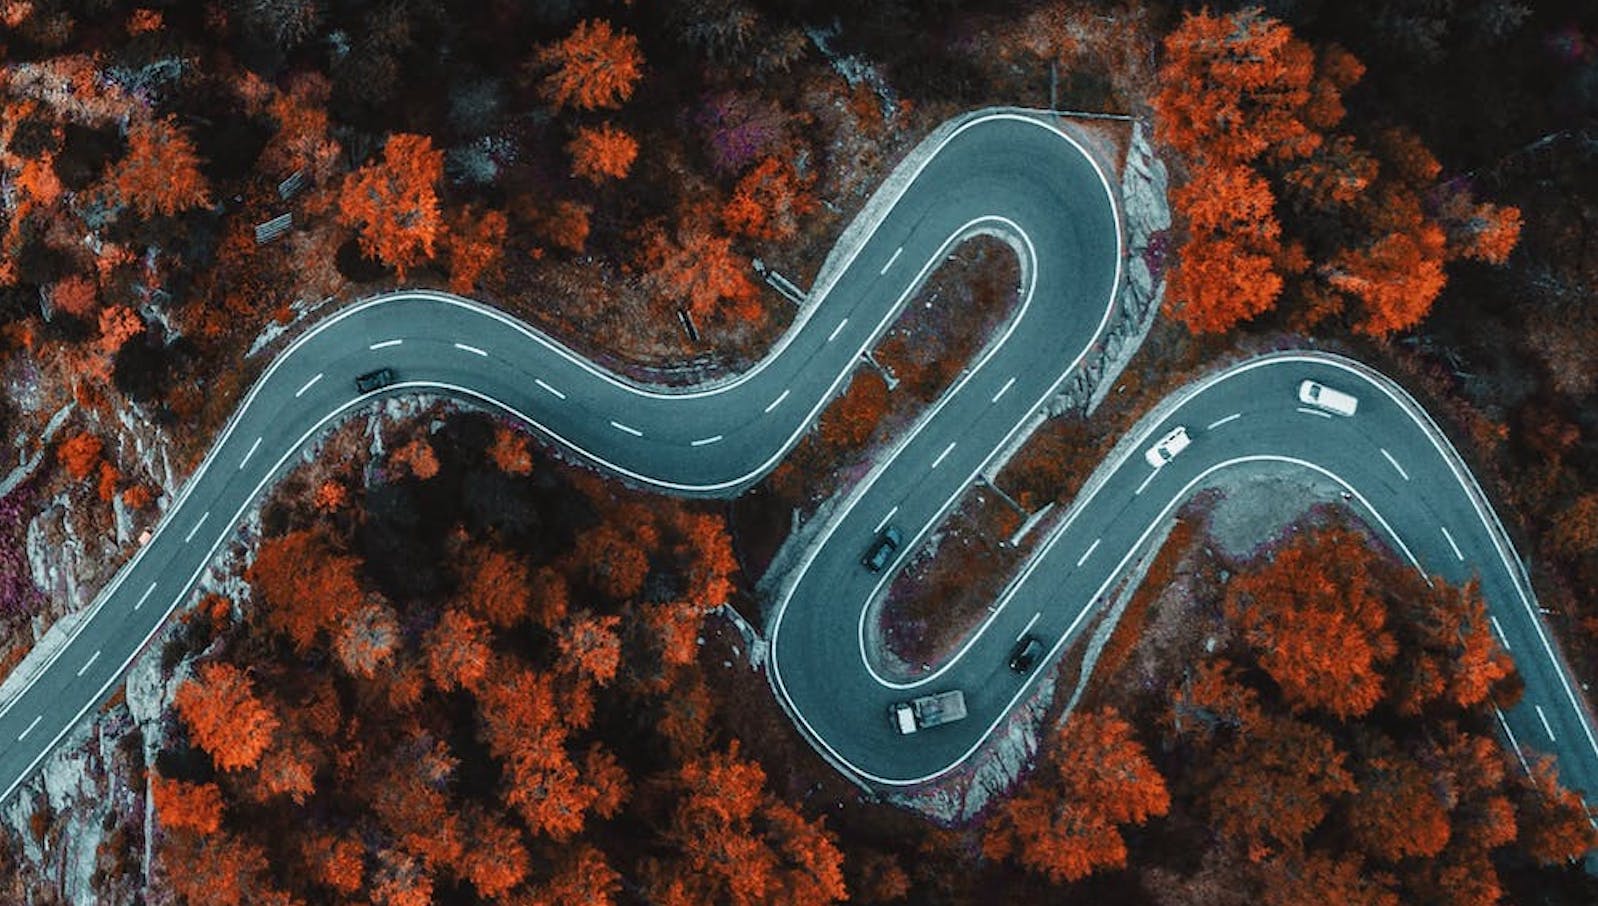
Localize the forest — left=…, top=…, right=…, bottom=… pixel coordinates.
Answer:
left=0, top=0, right=1595, bottom=903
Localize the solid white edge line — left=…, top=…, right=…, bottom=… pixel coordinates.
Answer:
left=183, top=512, right=209, bottom=544
left=1076, top=538, right=1101, bottom=568
left=1538, top=704, right=1559, bottom=742
left=1440, top=525, right=1465, bottom=561
left=930, top=442, right=956, bottom=470
left=880, top=246, right=903, bottom=275
left=1206, top=412, right=1241, bottom=430
left=453, top=342, right=487, bottom=356
left=1380, top=447, right=1410, bottom=481
left=132, top=581, right=156, bottom=611
left=1134, top=469, right=1158, bottom=496
left=16, top=716, right=40, bottom=741
left=75, top=651, right=99, bottom=678
left=609, top=421, right=642, bottom=438
left=368, top=339, right=403, bottom=350
left=1496, top=706, right=1532, bottom=775
left=872, top=506, right=900, bottom=535
left=690, top=435, right=723, bottom=447
left=238, top=436, right=262, bottom=470
left=991, top=376, right=1016, bottom=404
left=764, top=389, right=790, bottom=413
left=294, top=373, right=322, bottom=398
left=1296, top=406, right=1333, bottom=419
left=827, top=319, right=849, bottom=343
left=1491, top=614, right=1512, bottom=651
left=534, top=378, right=566, bottom=400
left=1017, top=611, right=1042, bottom=640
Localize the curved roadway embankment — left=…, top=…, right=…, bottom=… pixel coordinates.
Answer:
left=0, top=109, right=1593, bottom=831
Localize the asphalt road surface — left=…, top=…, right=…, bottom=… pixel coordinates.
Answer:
left=0, top=111, right=1593, bottom=836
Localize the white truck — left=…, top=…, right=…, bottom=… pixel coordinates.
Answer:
left=890, top=690, right=968, bottom=735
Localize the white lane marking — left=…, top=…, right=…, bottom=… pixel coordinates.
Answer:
left=873, top=506, right=900, bottom=535
left=1491, top=615, right=1512, bottom=651
left=1076, top=538, right=1101, bottom=567
left=76, top=650, right=100, bottom=677
left=294, top=373, right=323, bottom=398
left=1380, top=447, right=1409, bottom=481
left=609, top=421, right=643, bottom=437
left=1495, top=706, right=1532, bottom=775
left=133, top=581, right=157, bottom=611
left=453, top=342, right=487, bottom=357
left=1296, top=406, right=1333, bottom=419
left=17, top=716, right=41, bottom=741
left=991, top=376, right=1017, bottom=404
left=1537, top=704, right=1558, bottom=742
left=827, top=319, right=849, bottom=343
left=930, top=442, right=957, bottom=470
left=239, top=437, right=262, bottom=470
left=880, top=246, right=903, bottom=275
left=368, top=339, right=403, bottom=350
left=1440, top=525, right=1464, bottom=561
left=765, top=389, right=790, bottom=413
left=534, top=378, right=566, bottom=400
left=1134, top=469, right=1158, bottom=496
left=184, top=512, right=209, bottom=544
left=1018, top=611, right=1042, bottom=640
left=1206, top=412, right=1241, bottom=430
left=690, top=435, right=723, bottom=447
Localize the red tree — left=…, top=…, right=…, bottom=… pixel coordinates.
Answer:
left=112, top=116, right=210, bottom=217
left=172, top=661, right=280, bottom=772
left=536, top=19, right=644, bottom=112
left=337, top=133, right=445, bottom=279
left=567, top=123, right=638, bottom=183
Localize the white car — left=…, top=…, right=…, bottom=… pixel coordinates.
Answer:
left=1298, top=379, right=1359, bottom=416
left=1144, top=426, right=1191, bottom=469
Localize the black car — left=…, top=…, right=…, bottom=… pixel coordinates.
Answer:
left=1008, top=635, right=1043, bottom=673
left=355, top=367, right=396, bottom=394
left=861, top=525, right=903, bottom=572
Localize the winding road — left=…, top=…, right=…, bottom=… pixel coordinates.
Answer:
left=0, top=111, right=1594, bottom=831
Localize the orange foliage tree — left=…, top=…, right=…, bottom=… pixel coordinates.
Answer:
left=51, top=275, right=99, bottom=319
left=984, top=707, right=1170, bottom=883
left=444, top=206, right=508, bottom=293
left=457, top=544, right=531, bottom=628
left=640, top=219, right=761, bottom=325
left=1204, top=711, right=1355, bottom=859
left=172, top=661, right=280, bottom=772
left=111, top=116, right=211, bottom=217
left=56, top=431, right=102, bottom=480
left=337, top=133, right=445, bottom=279
left=819, top=370, right=889, bottom=448
left=567, top=123, right=638, bottom=183
left=246, top=529, right=364, bottom=652
left=536, top=19, right=644, bottom=112
left=722, top=156, right=818, bottom=242
left=149, top=773, right=225, bottom=835
left=487, top=425, right=534, bottom=475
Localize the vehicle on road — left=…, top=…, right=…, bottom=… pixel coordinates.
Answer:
left=890, top=689, right=968, bottom=735
left=1008, top=635, right=1043, bottom=673
left=355, top=368, right=396, bottom=394
left=862, top=525, right=904, bottom=572
left=1298, top=379, right=1359, bottom=416
left=1143, top=426, right=1191, bottom=469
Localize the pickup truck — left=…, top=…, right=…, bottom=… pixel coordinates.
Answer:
left=889, top=689, right=968, bottom=735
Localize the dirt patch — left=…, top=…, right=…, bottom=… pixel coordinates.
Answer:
left=1202, top=460, right=1351, bottom=561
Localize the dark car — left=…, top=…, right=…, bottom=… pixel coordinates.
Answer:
left=355, top=367, right=396, bottom=394
left=861, top=525, right=904, bottom=572
left=1008, top=635, right=1044, bottom=673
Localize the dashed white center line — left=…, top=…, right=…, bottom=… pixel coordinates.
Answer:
left=535, top=378, right=566, bottom=400
left=609, top=421, right=643, bottom=438
left=1537, top=704, right=1558, bottom=742
left=239, top=436, right=262, bottom=470
left=826, top=319, right=849, bottom=343
left=1380, top=448, right=1409, bottom=481
left=1018, top=611, right=1042, bottom=640
left=880, top=246, right=903, bottom=275
left=295, top=373, right=323, bottom=398
left=1206, top=412, right=1242, bottom=430
left=1440, top=525, right=1464, bottom=561
left=930, top=442, right=957, bottom=470
left=17, top=716, right=41, bottom=741
left=764, top=389, right=790, bottom=413
left=184, top=512, right=210, bottom=544
left=368, top=339, right=403, bottom=350
left=1076, top=538, right=1101, bottom=567
left=1491, top=615, right=1512, bottom=651
left=873, top=506, right=899, bottom=535
left=1134, top=469, right=1158, bottom=496
left=991, top=376, right=1017, bottom=404
left=133, top=581, right=157, bottom=611
left=690, top=435, right=723, bottom=447
left=453, top=342, right=487, bottom=356
left=1295, top=406, right=1333, bottom=419
left=76, top=650, right=100, bottom=677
